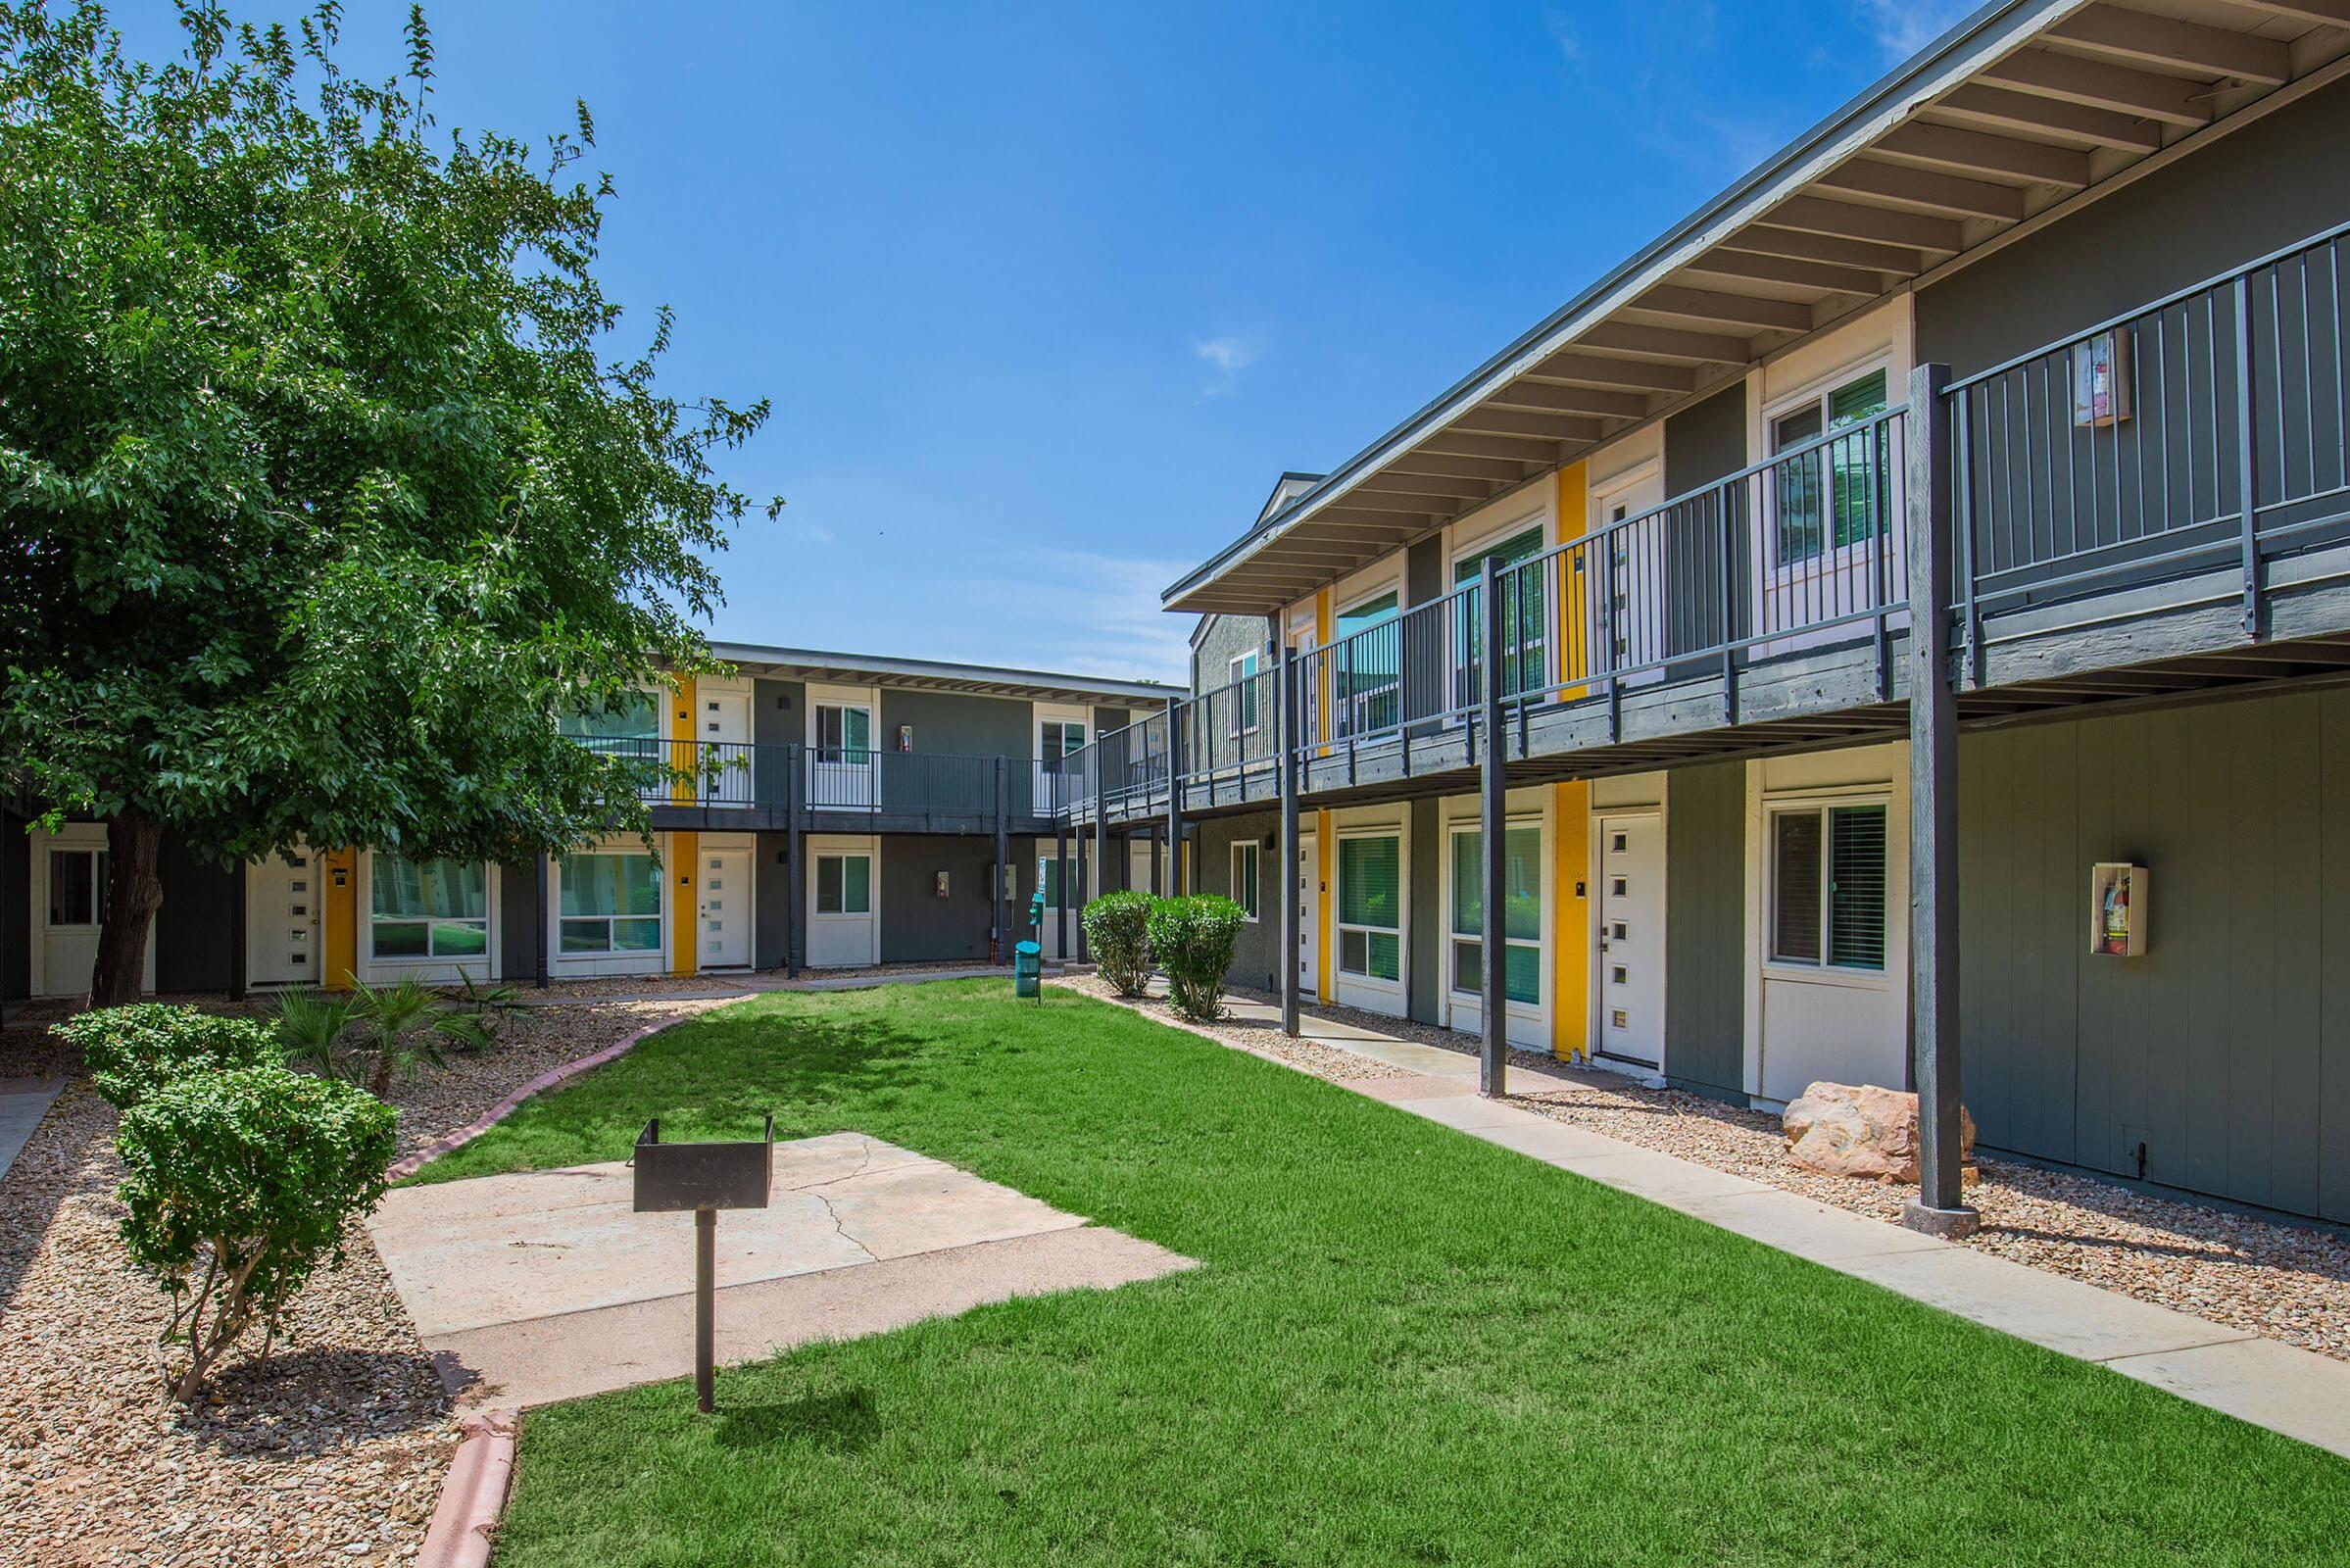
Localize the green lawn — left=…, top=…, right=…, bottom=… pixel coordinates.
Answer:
left=440, top=982, right=2350, bottom=1566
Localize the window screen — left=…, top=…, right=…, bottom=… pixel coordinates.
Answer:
left=1828, top=806, right=1886, bottom=970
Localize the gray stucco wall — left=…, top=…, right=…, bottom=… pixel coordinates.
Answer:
left=1916, top=78, right=2350, bottom=378
left=154, top=835, right=234, bottom=994
left=499, top=860, right=538, bottom=981
left=879, top=688, right=1032, bottom=760
left=1406, top=537, right=1443, bottom=608
left=755, top=831, right=791, bottom=969
left=876, top=834, right=1042, bottom=964
left=1191, top=614, right=1272, bottom=698
left=1959, top=688, right=2350, bottom=1223
left=3, top=812, right=28, bottom=1002
left=1194, top=811, right=1279, bottom=991
left=1664, top=760, right=1745, bottom=1100
left=1407, top=799, right=1442, bottom=1025
left=1661, top=385, right=1749, bottom=665
left=752, top=677, right=805, bottom=808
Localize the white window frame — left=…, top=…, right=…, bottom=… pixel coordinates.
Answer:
left=1334, top=827, right=1404, bottom=990
left=1330, top=586, right=1402, bottom=738
left=1230, top=840, right=1261, bottom=922
left=365, top=854, right=493, bottom=964
left=1444, top=817, right=1543, bottom=1006
left=1226, top=652, right=1261, bottom=737
left=556, top=849, right=666, bottom=959
left=1762, top=356, right=1897, bottom=570
left=814, top=852, right=874, bottom=915
left=1448, top=514, right=1551, bottom=711
left=1764, top=792, right=1892, bottom=983
left=43, top=844, right=107, bottom=932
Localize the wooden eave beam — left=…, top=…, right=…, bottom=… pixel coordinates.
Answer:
left=1812, top=158, right=2027, bottom=220
left=1524, top=352, right=1697, bottom=393
left=1488, top=378, right=1653, bottom=419
left=1444, top=408, right=1611, bottom=443
left=1418, top=430, right=1572, bottom=463
left=1929, top=82, right=2163, bottom=152
left=1759, top=192, right=1966, bottom=253
left=1386, top=451, right=1540, bottom=483
left=1353, top=473, right=1496, bottom=502
left=2232, top=1, right=2350, bottom=26
left=1679, top=247, right=1890, bottom=296
left=2049, top=4, right=2290, bottom=87
left=1572, top=320, right=1755, bottom=366
left=1630, top=284, right=1815, bottom=332
left=1980, top=47, right=2215, bottom=129
left=1875, top=121, right=2093, bottom=186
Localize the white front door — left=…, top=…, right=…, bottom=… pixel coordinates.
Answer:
left=247, top=852, right=321, bottom=987
left=1591, top=470, right=1668, bottom=686
left=809, top=704, right=876, bottom=809
left=31, top=826, right=154, bottom=999
left=1296, top=833, right=1319, bottom=999
left=1594, top=814, right=1665, bottom=1068
left=807, top=836, right=879, bottom=967
left=699, top=689, right=754, bottom=807
left=1128, top=838, right=1154, bottom=896
left=699, top=846, right=752, bottom=968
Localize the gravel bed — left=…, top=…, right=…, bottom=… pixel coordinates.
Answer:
left=0, top=999, right=714, bottom=1564
left=1053, top=975, right=1411, bottom=1083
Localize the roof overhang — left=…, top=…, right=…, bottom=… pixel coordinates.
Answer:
left=706, top=643, right=1176, bottom=708
left=1164, top=0, right=2350, bottom=615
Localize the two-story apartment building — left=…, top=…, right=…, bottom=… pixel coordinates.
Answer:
left=1072, top=0, right=2350, bottom=1231
left=3, top=645, right=1170, bottom=1002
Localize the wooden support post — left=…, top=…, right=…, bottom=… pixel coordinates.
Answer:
left=1074, top=808, right=1091, bottom=961
left=2235, top=273, right=2262, bottom=639
left=784, top=744, right=802, bottom=979
left=1278, top=646, right=1301, bottom=1039
left=994, top=756, right=1010, bottom=965
left=1165, top=703, right=1185, bottom=897
left=1903, top=363, right=1977, bottom=1239
left=1479, top=555, right=1509, bottom=1100
left=1055, top=819, right=1070, bottom=957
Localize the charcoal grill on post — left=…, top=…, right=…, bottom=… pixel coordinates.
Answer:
left=632, top=1115, right=774, bottom=1412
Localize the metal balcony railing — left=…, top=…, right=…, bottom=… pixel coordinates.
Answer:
left=1944, top=219, right=2350, bottom=657
left=571, top=738, right=1073, bottom=824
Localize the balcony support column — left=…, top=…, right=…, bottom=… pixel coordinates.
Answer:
left=1165, top=703, right=1186, bottom=897
left=994, top=755, right=1011, bottom=966
left=533, top=851, right=551, bottom=990
left=227, top=862, right=248, bottom=1004
left=783, top=743, right=802, bottom=980
left=1478, top=554, right=1509, bottom=1100
left=1091, top=746, right=1107, bottom=938
left=1055, top=819, right=1070, bottom=958
left=1278, top=646, right=1301, bottom=1038
left=1903, top=362, right=1977, bottom=1240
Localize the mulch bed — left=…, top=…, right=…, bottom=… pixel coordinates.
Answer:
left=0, top=999, right=726, bottom=1566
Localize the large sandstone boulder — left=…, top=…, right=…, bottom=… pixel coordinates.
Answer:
left=1783, top=1081, right=1975, bottom=1184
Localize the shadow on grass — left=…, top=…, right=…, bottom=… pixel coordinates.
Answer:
left=712, top=1386, right=881, bottom=1453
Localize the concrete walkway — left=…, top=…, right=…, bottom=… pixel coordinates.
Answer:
left=1181, top=989, right=2350, bottom=1459
left=369, top=1131, right=1195, bottom=1408
left=0, top=1077, right=64, bottom=1183
left=512, top=964, right=1045, bottom=1007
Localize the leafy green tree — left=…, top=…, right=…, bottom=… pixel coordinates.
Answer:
left=0, top=1, right=778, bottom=1004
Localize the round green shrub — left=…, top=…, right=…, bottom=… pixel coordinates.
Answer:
left=54, top=1004, right=281, bottom=1109
left=1081, top=890, right=1154, bottom=997
left=116, top=1064, right=399, bottom=1399
left=1148, top=895, right=1246, bottom=1021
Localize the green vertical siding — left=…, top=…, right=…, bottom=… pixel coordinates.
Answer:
left=1665, top=760, right=1744, bottom=1099
left=1961, top=691, right=2350, bottom=1222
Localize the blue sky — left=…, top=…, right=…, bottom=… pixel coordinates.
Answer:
left=119, top=0, right=1971, bottom=680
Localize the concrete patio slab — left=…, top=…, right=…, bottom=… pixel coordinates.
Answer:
left=430, top=1226, right=1193, bottom=1410
left=369, top=1131, right=1197, bottom=1406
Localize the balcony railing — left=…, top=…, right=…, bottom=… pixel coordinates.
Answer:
left=573, top=738, right=1076, bottom=824
left=1943, top=219, right=2350, bottom=660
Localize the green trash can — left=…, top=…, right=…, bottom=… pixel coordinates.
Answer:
left=1013, top=940, right=1043, bottom=1001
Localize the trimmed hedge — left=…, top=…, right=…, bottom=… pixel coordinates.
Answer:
left=1147, top=896, right=1247, bottom=1021
left=1081, top=891, right=1154, bottom=997
left=54, top=1004, right=281, bottom=1109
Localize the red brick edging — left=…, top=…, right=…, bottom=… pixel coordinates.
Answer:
left=384, top=1012, right=695, bottom=1183
left=416, top=1409, right=517, bottom=1568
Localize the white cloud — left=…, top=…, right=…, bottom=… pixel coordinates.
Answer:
left=965, top=547, right=1194, bottom=683
left=1846, top=0, right=1974, bottom=62
left=1193, top=335, right=1252, bottom=374
left=1544, top=9, right=1581, bottom=64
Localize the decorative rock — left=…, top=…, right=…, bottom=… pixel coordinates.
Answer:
left=1782, top=1080, right=1975, bottom=1184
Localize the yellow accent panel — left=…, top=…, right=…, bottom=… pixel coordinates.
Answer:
left=1555, top=463, right=1593, bottom=701
left=669, top=830, right=698, bottom=975
left=669, top=674, right=697, bottom=803
left=1550, top=782, right=1591, bottom=1061
left=319, top=848, right=358, bottom=992
left=1315, top=810, right=1334, bottom=1004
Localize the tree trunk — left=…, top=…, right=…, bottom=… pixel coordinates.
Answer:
left=89, top=811, right=165, bottom=1008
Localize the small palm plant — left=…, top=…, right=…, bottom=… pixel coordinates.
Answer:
left=270, top=976, right=518, bottom=1098
left=272, top=988, right=358, bottom=1079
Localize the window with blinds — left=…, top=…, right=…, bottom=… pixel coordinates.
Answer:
left=1771, top=368, right=1890, bottom=564
left=1338, top=834, right=1401, bottom=982
left=1770, top=804, right=1886, bottom=971
left=1231, top=841, right=1261, bottom=921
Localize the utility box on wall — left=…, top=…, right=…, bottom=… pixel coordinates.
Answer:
left=2089, top=862, right=2147, bottom=956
